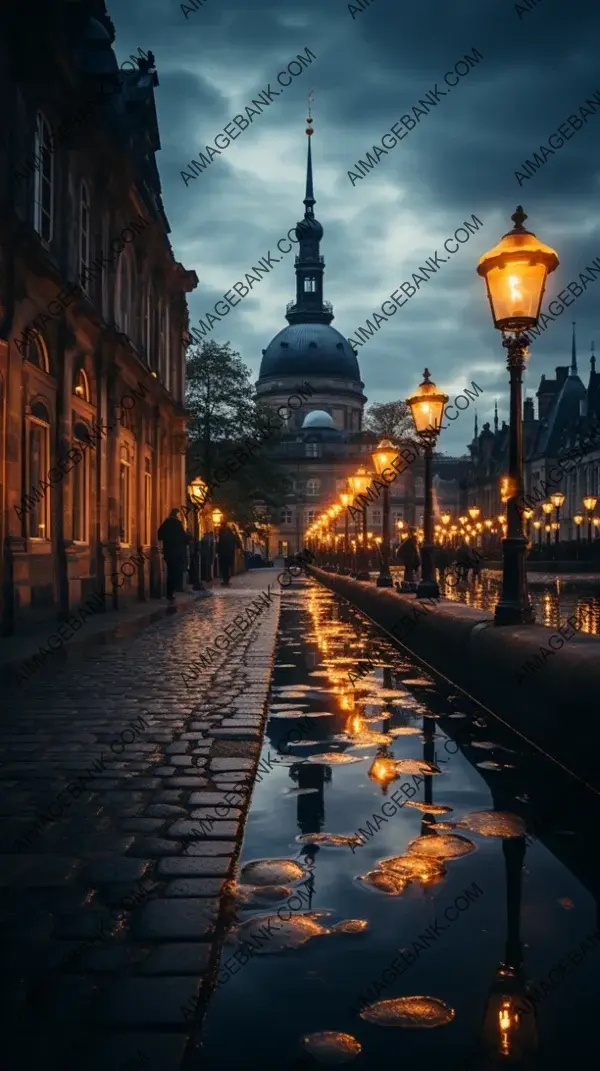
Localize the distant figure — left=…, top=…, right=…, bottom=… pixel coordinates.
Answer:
left=158, top=509, right=191, bottom=603
left=217, top=522, right=242, bottom=586
left=455, top=541, right=473, bottom=583
left=396, top=528, right=421, bottom=584
left=301, top=546, right=315, bottom=563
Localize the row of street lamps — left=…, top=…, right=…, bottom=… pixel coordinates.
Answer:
left=310, top=205, right=562, bottom=626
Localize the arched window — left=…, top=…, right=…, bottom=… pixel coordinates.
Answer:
left=24, top=330, right=50, bottom=373
left=72, top=421, right=90, bottom=543
left=27, top=401, right=51, bottom=539
left=33, top=112, right=54, bottom=242
left=144, top=456, right=152, bottom=545
left=79, top=181, right=91, bottom=289
left=115, top=248, right=133, bottom=336
left=306, top=479, right=320, bottom=497
left=73, top=367, right=90, bottom=402
left=119, top=442, right=132, bottom=545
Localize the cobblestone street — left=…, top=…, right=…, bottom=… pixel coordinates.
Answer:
left=0, top=572, right=280, bottom=1071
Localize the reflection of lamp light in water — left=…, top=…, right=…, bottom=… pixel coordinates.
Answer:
left=368, top=747, right=398, bottom=794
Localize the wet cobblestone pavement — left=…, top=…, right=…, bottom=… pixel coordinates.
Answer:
left=0, top=572, right=280, bottom=1071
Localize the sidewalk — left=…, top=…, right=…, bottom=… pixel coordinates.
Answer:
left=0, top=570, right=279, bottom=691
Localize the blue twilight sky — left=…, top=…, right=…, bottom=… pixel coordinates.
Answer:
left=107, top=0, right=600, bottom=455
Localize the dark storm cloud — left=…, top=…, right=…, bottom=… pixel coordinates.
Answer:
left=107, top=0, right=599, bottom=455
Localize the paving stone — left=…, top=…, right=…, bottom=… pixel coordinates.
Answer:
left=144, top=804, right=187, bottom=818
left=169, top=777, right=210, bottom=788
left=156, top=856, right=232, bottom=878
left=70, top=1032, right=189, bottom=1071
left=93, top=976, right=202, bottom=1026
left=209, top=757, right=255, bottom=771
left=211, top=728, right=260, bottom=740
left=138, top=941, right=212, bottom=974
left=167, top=819, right=239, bottom=840
left=184, top=840, right=236, bottom=856
left=188, top=791, right=246, bottom=807
left=119, top=818, right=167, bottom=833
left=134, top=897, right=218, bottom=939
left=163, top=878, right=226, bottom=897
left=189, top=806, right=242, bottom=820
left=127, top=838, right=183, bottom=857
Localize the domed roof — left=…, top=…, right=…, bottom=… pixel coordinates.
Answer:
left=302, top=410, right=336, bottom=429
left=259, top=323, right=361, bottom=381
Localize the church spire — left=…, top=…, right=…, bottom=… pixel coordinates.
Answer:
left=591, top=340, right=596, bottom=373
left=494, top=399, right=499, bottom=433
left=571, top=321, right=578, bottom=375
left=474, top=411, right=479, bottom=438
left=286, top=98, right=334, bottom=327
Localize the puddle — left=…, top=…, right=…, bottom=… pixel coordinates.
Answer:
left=195, top=580, right=600, bottom=1070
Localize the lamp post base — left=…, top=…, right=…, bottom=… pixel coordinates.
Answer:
left=376, top=575, right=393, bottom=587
left=416, top=579, right=440, bottom=599
left=494, top=535, right=535, bottom=626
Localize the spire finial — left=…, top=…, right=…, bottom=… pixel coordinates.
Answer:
left=511, top=205, right=528, bottom=232
left=474, top=411, right=479, bottom=438
left=591, top=340, right=596, bottom=373
left=571, top=321, right=578, bottom=375
left=494, top=398, right=499, bottom=433
left=303, top=101, right=315, bottom=215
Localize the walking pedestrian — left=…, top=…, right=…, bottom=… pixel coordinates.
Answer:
left=217, top=522, right=242, bottom=586
left=157, top=509, right=191, bottom=604
left=396, top=528, right=421, bottom=586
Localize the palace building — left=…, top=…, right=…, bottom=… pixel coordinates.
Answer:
left=256, top=124, right=425, bottom=557
left=0, top=0, right=197, bottom=635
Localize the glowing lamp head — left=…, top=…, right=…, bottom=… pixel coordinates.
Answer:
left=541, top=502, right=554, bottom=515
left=348, top=465, right=372, bottom=497
left=477, top=206, right=559, bottom=331
left=340, top=491, right=351, bottom=508
left=574, top=514, right=584, bottom=525
left=551, top=492, right=565, bottom=509
left=441, top=512, right=451, bottom=525
left=188, top=476, right=207, bottom=502
left=468, top=507, right=480, bottom=521
left=407, top=368, right=449, bottom=437
left=211, top=508, right=223, bottom=526
left=583, top=496, right=598, bottom=512
left=371, top=438, right=397, bottom=475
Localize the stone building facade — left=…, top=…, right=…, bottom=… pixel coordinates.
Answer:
left=0, top=0, right=198, bottom=633
left=462, top=327, right=600, bottom=539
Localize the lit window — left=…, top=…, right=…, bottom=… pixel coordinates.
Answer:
left=73, top=367, right=90, bottom=402
left=33, top=112, right=54, bottom=242
left=24, top=330, right=50, bottom=373
left=144, top=457, right=152, bottom=545
left=79, top=181, right=90, bottom=289
left=307, top=511, right=316, bottom=525
left=27, top=401, right=51, bottom=539
left=72, top=421, right=90, bottom=543
left=306, top=479, right=320, bottom=497
left=119, top=442, right=132, bottom=544
left=304, top=277, right=316, bottom=292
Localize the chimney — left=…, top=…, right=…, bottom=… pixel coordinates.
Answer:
left=537, top=374, right=555, bottom=421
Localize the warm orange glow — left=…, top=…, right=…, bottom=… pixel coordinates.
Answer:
left=583, top=496, right=598, bottom=512
left=550, top=492, right=565, bottom=509
left=468, top=506, right=480, bottom=521
left=477, top=206, right=559, bottom=330
left=211, top=508, right=223, bottom=525
left=541, top=502, right=553, bottom=515
left=574, top=514, right=584, bottom=525
left=407, top=368, right=449, bottom=436
left=348, top=466, right=372, bottom=497
left=441, top=512, right=451, bottom=525
left=371, top=438, right=398, bottom=475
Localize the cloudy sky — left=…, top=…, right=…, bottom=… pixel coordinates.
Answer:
left=108, top=0, right=600, bottom=455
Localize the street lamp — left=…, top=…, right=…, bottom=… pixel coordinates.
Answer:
left=211, top=507, right=223, bottom=580
left=468, top=506, right=480, bottom=522
left=583, top=496, right=597, bottom=543
left=533, top=520, right=542, bottom=546
left=573, top=513, right=583, bottom=543
left=339, top=490, right=351, bottom=573
left=522, top=507, right=533, bottom=544
left=371, top=438, right=397, bottom=587
left=187, top=477, right=208, bottom=590
left=406, top=369, right=449, bottom=598
left=541, top=501, right=553, bottom=545
left=477, top=205, right=558, bottom=625
left=550, top=491, right=564, bottom=544
left=348, top=465, right=373, bottom=580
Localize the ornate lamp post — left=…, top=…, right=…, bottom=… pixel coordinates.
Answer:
left=406, top=369, right=449, bottom=599
left=348, top=465, right=373, bottom=581
left=211, top=507, right=223, bottom=579
left=583, top=495, right=597, bottom=543
left=573, top=514, right=583, bottom=543
left=477, top=205, right=559, bottom=625
left=371, top=438, right=397, bottom=587
left=188, top=477, right=208, bottom=590
left=541, top=501, right=553, bottom=544
left=339, top=490, right=351, bottom=573
left=522, top=507, right=533, bottom=544
left=550, top=491, right=564, bottom=544
left=533, top=519, right=542, bottom=546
